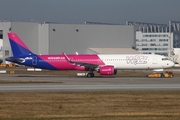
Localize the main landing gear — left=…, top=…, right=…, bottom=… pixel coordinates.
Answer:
left=86, top=72, right=94, bottom=78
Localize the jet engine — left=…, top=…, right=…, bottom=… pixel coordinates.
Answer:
left=98, top=65, right=117, bottom=75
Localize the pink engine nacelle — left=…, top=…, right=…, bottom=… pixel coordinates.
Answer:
left=99, top=65, right=117, bottom=75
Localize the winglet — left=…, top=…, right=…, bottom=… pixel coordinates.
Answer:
left=62, top=52, right=72, bottom=62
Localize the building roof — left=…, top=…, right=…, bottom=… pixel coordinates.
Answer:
left=89, top=48, right=140, bottom=54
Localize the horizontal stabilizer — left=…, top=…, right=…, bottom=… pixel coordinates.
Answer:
left=6, top=57, right=25, bottom=63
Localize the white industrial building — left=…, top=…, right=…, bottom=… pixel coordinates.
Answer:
left=0, top=21, right=180, bottom=64
left=136, top=31, right=171, bottom=56
left=127, top=21, right=180, bottom=57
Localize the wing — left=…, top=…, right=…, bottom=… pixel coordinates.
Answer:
left=62, top=52, right=100, bottom=69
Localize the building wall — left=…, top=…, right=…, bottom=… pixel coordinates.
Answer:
left=11, top=22, right=39, bottom=54
left=173, top=31, right=180, bottom=48
left=49, top=24, right=135, bottom=54
left=38, top=24, right=49, bottom=54
left=0, top=22, right=135, bottom=63
left=136, top=31, right=172, bottom=56
left=1, top=22, right=12, bottom=63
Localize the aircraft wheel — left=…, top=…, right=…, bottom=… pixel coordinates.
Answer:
left=87, top=73, right=94, bottom=78
left=161, top=73, right=164, bottom=78
left=91, top=73, right=94, bottom=77
left=87, top=73, right=92, bottom=78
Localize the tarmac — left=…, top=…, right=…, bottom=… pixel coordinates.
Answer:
left=0, top=73, right=180, bottom=92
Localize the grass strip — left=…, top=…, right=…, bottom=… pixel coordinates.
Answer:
left=0, top=91, right=180, bottom=120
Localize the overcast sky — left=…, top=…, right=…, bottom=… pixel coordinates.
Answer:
left=0, top=0, right=180, bottom=24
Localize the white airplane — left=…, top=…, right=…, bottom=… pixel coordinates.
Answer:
left=6, top=32, right=175, bottom=77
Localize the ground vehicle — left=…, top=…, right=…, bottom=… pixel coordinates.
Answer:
left=0, top=63, right=15, bottom=68
left=147, top=71, right=174, bottom=78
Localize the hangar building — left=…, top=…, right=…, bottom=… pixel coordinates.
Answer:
left=0, top=21, right=136, bottom=63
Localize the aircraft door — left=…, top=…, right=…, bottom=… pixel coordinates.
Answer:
left=152, top=55, right=157, bottom=64
left=32, top=56, right=37, bottom=65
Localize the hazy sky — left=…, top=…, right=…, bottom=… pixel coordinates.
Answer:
left=0, top=0, right=180, bottom=24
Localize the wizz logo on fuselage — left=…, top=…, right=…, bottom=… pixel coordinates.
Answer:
left=126, top=56, right=148, bottom=65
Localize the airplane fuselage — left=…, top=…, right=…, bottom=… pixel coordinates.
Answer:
left=17, top=54, right=173, bottom=70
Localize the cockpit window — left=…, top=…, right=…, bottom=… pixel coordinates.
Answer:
left=162, top=58, right=169, bottom=61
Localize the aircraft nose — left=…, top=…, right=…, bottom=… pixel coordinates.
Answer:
left=169, top=61, right=175, bottom=67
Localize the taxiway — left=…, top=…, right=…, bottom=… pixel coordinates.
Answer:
left=0, top=74, right=180, bottom=91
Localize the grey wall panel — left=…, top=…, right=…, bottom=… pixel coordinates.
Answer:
left=38, top=24, right=49, bottom=54
left=11, top=22, right=39, bottom=54
left=2, top=22, right=135, bottom=63
left=2, top=22, right=12, bottom=63
left=0, top=22, right=3, bottom=30
left=49, top=24, right=135, bottom=54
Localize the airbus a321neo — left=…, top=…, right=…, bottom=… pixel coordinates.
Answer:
left=6, top=32, right=174, bottom=77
